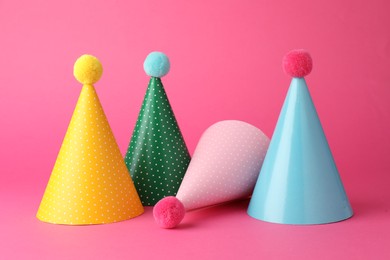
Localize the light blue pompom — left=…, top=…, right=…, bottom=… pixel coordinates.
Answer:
left=143, top=52, right=170, bottom=78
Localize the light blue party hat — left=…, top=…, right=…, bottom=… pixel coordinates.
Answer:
left=247, top=50, right=353, bottom=224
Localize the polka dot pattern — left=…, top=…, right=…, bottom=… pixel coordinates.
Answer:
left=176, top=120, right=269, bottom=210
left=37, top=85, right=144, bottom=225
left=125, top=77, right=191, bottom=206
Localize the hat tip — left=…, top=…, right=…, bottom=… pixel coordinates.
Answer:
left=282, top=49, right=312, bottom=78
left=153, top=196, right=185, bottom=229
left=144, top=51, right=170, bottom=78
left=73, top=54, right=103, bottom=85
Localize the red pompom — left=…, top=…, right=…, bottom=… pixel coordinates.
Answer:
left=153, top=196, right=185, bottom=229
left=282, top=49, right=312, bottom=78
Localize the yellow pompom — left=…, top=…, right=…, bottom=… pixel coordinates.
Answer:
left=73, top=54, right=103, bottom=85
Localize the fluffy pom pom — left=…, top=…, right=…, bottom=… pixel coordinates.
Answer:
left=143, top=52, right=170, bottom=78
left=74, top=54, right=103, bottom=85
left=282, top=49, right=312, bottom=78
left=153, top=196, right=185, bottom=229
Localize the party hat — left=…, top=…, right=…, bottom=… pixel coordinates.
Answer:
left=247, top=50, right=353, bottom=225
left=125, top=52, right=191, bottom=206
left=37, top=55, right=144, bottom=225
left=153, top=120, right=269, bottom=228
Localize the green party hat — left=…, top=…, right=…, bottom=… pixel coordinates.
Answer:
left=125, top=52, right=191, bottom=206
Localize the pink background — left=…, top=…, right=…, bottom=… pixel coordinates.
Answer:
left=0, top=0, right=389, bottom=259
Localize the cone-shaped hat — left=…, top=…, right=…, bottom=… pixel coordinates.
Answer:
left=37, top=55, right=144, bottom=225
left=247, top=50, right=353, bottom=224
left=153, top=120, right=269, bottom=228
left=125, top=52, right=191, bottom=206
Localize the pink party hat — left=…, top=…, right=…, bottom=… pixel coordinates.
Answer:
left=153, top=120, right=269, bottom=228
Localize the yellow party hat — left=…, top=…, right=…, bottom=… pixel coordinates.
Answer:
left=37, top=55, right=144, bottom=225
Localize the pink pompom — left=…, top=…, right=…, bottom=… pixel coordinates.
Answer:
left=283, top=49, right=312, bottom=78
left=153, top=196, right=185, bottom=229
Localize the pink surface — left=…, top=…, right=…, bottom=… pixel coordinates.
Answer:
left=0, top=0, right=389, bottom=259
